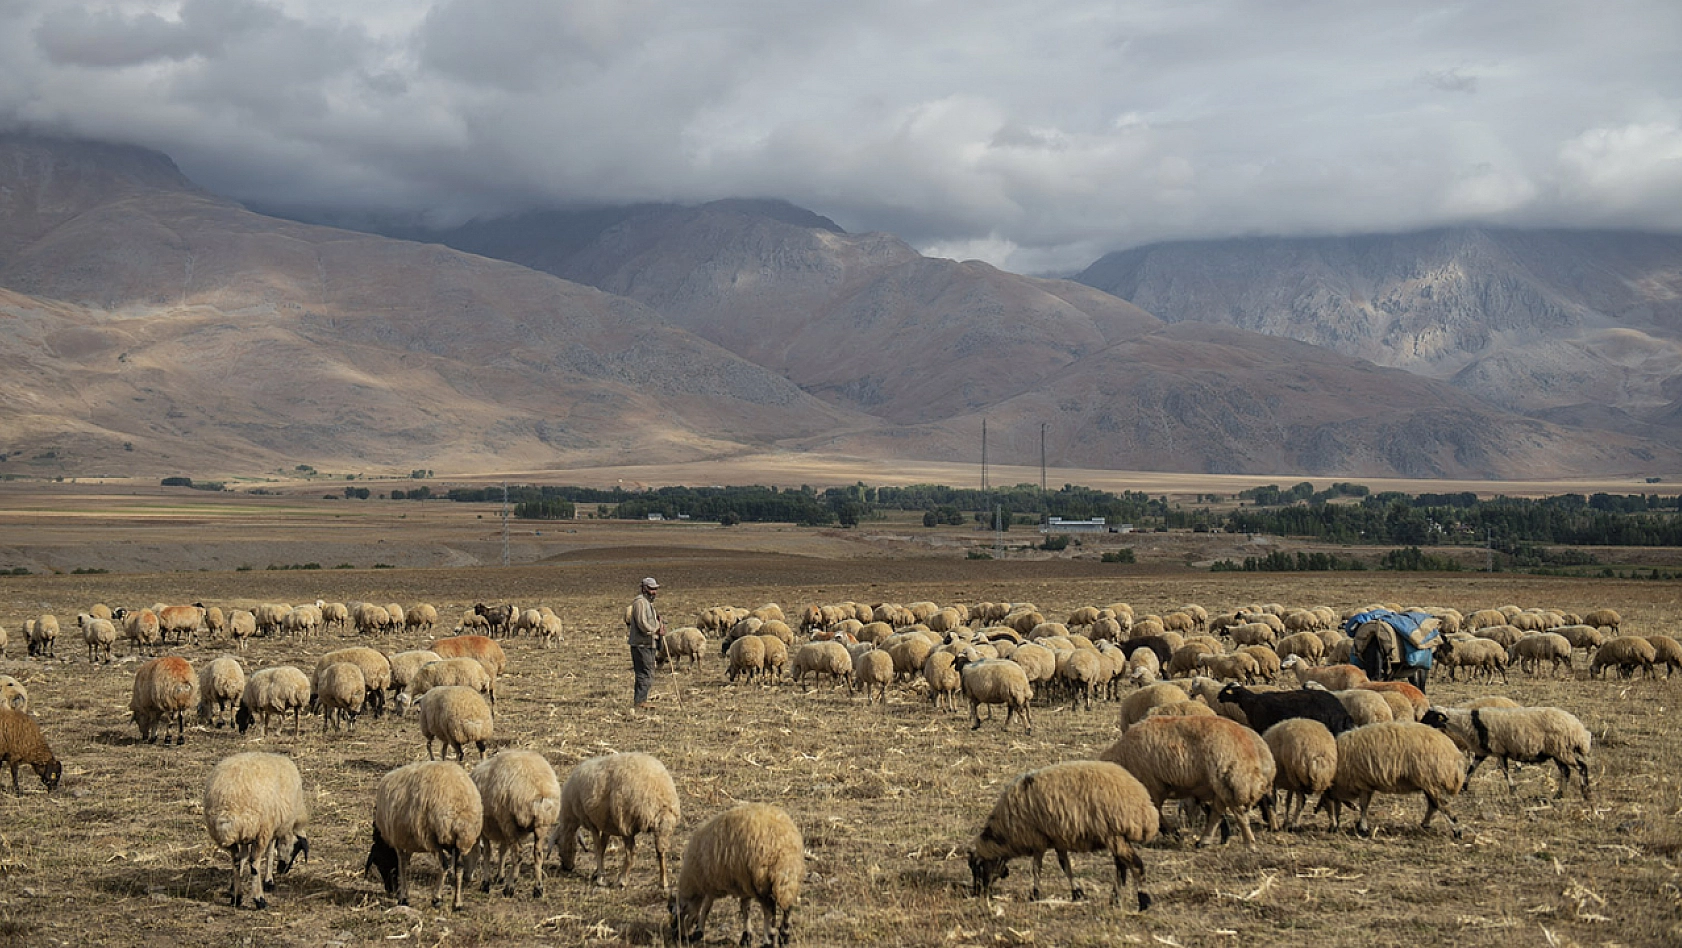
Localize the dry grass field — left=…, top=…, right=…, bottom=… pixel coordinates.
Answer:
left=0, top=488, right=1679, bottom=947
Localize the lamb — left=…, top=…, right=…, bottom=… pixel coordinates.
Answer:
left=75, top=612, right=117, bottom=664
left=1216, top=682, right=1356, bottom=736
left=469, top=750, right=561, bottom=898
left=549, top=751, right=681, bottom=890
left=431, top=634, right=508, bottom=678
left=203, top=752, right=310, bottom=909
left=967, top=760, right=1158, bottom=910
left=227, top=609, right=256, bottom=651
left=1590, top=636, right=1656, bottom=678
left=1421, top=706, right=1594, bottom=800
left=197, top=656, right=247, bottom=729
left=1582, top=608, right=1622, bottom=635
left=1261, top=718, right=1336, bottom=830
left=668, top=803, right=802, bottom=948
left=236, top=666, right=313, bottom=739
left=1322, top=721, right=1465, bottom=838
left=0, top=708, right=62, bottom=794
left=28, top=613, right=58, bottom=658
left=1646, top=634, right=1682, bottom=677
left=418, top=685, right=494, bottom=763
left=131, top=656, right=198, bottom=745
left=1280, top=656, right=1369, bottom=691
left=316, top=662, right=366, bottom=733
left=956, top=656, right=1034, bottom=734
left=1097, top=715, right=1275, bottom=847
left=851, top=648, right=894, bottom=703
left=1509, top=633, right=1574, bottom=678
left=728, top=635, right=767, bottom=683
left=0, top=676, right=26, bottom=712
left=365, top=760, right=483, bottom=911
left=313, top=647, right=394, bottom=718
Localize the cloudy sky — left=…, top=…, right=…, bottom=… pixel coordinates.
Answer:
left=3, top=0, right=1679, bottom=272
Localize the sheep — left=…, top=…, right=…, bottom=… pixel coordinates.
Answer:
left=1322, top=721, right=1465, bottom=838
left=227, top=609, right=256, bottom=650
left=0, top=708, right=62, bottom=794
left=253, top=603, right=291, bottom=636
left=1124, top=646, right=1161, bottom=684
left=428, top=633, right=507, bottom=677
left=1356, top=681, right=1428, bottom=721
left=956, top=656, right=1033, bottom=734
left=1438, top=636, right=1510, bottom=683
left=197, top=656, right=247, bottom=728
left=923, top=650, right=963, bottom=712
left=1097, top=715, right=1275, bottom=847
left=1229, top=622, right=1277, bottom=647
left=0, top=622, right=7, bottom=658
left=1057, top=648, right=1104, bottom=710
left=78, top=613, right=118, bottom=664
left=237, top=666, right=313, bottom=739
left=789, top=641, right=851, bottom=691
left=388, top=650, right=444, bottom=703
left=131, top=656, right=198, bottom=745
left=316, top=663, right=367, bottom=734
left=549, top=751, right=681, bottom=891
left=1280, top=656, right=1369, bottom=691
left=402, top=658, right=496, bottom=713
left=851, top=648, right=894, bottom=703
left=1645, top=634, right=1682, bottom=677
left=280, top=604, right=320, bottom=640
left=354, top=603, right=392, bottom=637
left=728, top=635, right=767, bottom=683
left=1196, top=651, right=1261, bottom=684
left=536, top=609, right=565, bottom=648
left=203, top=752, right=310, bottom=909
left=199, top=604, right=226, bottom=641
left=967, top=760, right=1158, bottom=910
left=1118, top=682, right=1190, bottom=730
left=668, top=803, right=802, bottom=948
left=1582, top=608, right=1622, bottom=635
left=1421, top=706, right=1594, bottom=801
left=365, top=760, right=483, bottom=911
left=1216, top=682, right=1356, bottom=736
left=757, top=635, right=790, bottom=680
left=0, top=676, right=26, bottom=712
left=1239, top=645, right=1282, bottom=683
left=28, top=613, right=58, bottom=658
left=1509, top=633, right=1574, bottom=678
left=1554, top=624, right=1606, bottom=651
left=156, top=604, right=204, bottom=646
left=1590, top=636, right=1656, bottom=678
left=317, top=600, right=349, bottom=632
left=1262, top=718, right=1336, bottom=830
left=1006, top=641, right=1057, bottom=689
left=1275, top=631, right=1326, bottom=665
left=474, top=603, right=517, bottom=638
left=1461, top=695, right=1523, bottom=710
left=313, top=647, right=394, bottom=718
left=419, top=685, right=494, bottom=763
left=121, top=607, right=161, bottom=655
left=1333, top=689, right=1394, bottom=727
left=405, top=603, right=439, bottom=635
left=469, top=750, right=561, bottom=898
left=1145, top=700, right=1216, bottom=721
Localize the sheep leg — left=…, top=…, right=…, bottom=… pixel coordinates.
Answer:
left=969, top=699, right=983, bottom=731
left=618, top=832, right=638, bottom=888
left=1421, top=792, right=1461, bottom=839
left=757, top=894, right=780, bottom=948
left=1576, top=760, right=1592, bottom=802
left=1028, top=851, right=1046, bottom=900
left=1498, top=758, right=1518, bottom=796
left=1355, top=792, right=1376, bottom=837
left=1055, top=849, right=1084, bottom=901
left=776, top=905, right=793, bottom=947
left=737, top=896, right=753, bottom=947
left=592, top=830, right=611, bottom=886
left=396, top=851, right=412, bottom=905
left=1195, top=805, right=1226, bottom=847
left=1111, top=844, right=1150, bottom=910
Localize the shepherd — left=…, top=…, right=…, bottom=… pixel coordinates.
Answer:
left=627, top=577, right=667, bottom=711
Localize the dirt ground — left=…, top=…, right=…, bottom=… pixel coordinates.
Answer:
left=0, top=487, right=1679, bottom=947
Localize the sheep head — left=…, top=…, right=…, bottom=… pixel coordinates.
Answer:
left=364, top=827, right=400, bottom=896
left=36, top=759, right=62, bottom=791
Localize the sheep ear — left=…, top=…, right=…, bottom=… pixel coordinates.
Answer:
left=294, top=836, right=310, bottom=864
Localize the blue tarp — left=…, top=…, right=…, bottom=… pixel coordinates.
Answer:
left=1346, top=610, right=1441, bottom=672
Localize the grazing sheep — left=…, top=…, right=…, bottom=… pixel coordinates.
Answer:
left=253, top=603, right=291, bottom=637
left=956, top=656, right=1034, bottom=735
left=1582, top=609, right=1622, bottom=635
left=280, top=604, right=320, bottom=640
left=365, top=760, right=483, bottom=911
left=197, top=656, right=247, bottom=729
left=1554, top=625, right=1606, bottom=651
left=428, top=634, right=506, bottom=677
left=131, top=656, right=198, bottom=745
left=1262, top=718, right=1337, bottom=830
left=1421, top=706, right=1594, bottom=800
left=474, top=603, right=517, bottom=638
left=1275, top=631, right=1326, bottom=665
left=1590, top=636, right=1657, bottom=679
left=1646, top=635, right=1682, bottom=677
left=1509, top=633, right=1574, bottom=678
left=237, top=666, right=314, bottom=739
left=550, top=751, right=681, bottom=890
left=1437, top=637, right=1510, bottom=683
left=227, top=609, right=256, bottom=651
left=1216, top=682, right=1355, bottom=736
left=967, top=760, right=1158, bottom=910
left=1333, top=689, right=1394, bottom=727
left=313, top=647, right=395, bottom=718
left=1356, top=681, right=1428, bottom=721
left=1322, top=721, right=1465, bottom=838
left=1196, top=651, right=1261, bottom=684
left=851, top=649, right=894, bottom=704
left=388, top=650, right=444, bottom=702
left=316, top=663, right=367, bottom=733
left=199, top=605, right=226, bottom=641
left=1229, top=622, right=1277, bottom=648
left=668, top=803, right=802, bottom=948
left=405, top=603, right=439, bottom=635
left=923, top=651, right=963, bottom=712
left=203, top=752, right=310, bottom=909
left=316, top=601, right=349, bottom=632
left=0, top=708, right=62, bottom=794
left=1098, top=715, right=1275, bottom=847
left=757, top=635, right=790, bottom=680
left=1057, top=648, right=1104, bottom=710
left=470, top=750, right=562, bottom=898
left=156, top=604, right=205, bottom=646
left=1118, top=682, right=1191, bottom=731
left=28, top=613, right=58, bottom=658
left=121, top=607, right=161, bottom=655
left=355, top=604, right=392, bottom=637
left=419, top=686, right=494, bottom=763
left=402, top=658, right=496, bottom=713
left=0, top=676, right=26, bottom=712
left=1166, top=642, right=1217, bottom=678
left=1239, top=645, right=1282, bottom=683
left=662, top=627, right=706, bottom=669
left=78, top=613, right=118, bottom=664
left=728, top=635, right=767, bottom=683
left=1280, top=657, right=1369, bottom=691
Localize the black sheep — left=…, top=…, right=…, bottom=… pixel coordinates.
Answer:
left=1217, top=683, right=1356, bottom=736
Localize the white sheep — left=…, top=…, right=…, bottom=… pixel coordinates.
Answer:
left=313, top=646, right=394, bottom=719
left=1421, top=706, right=1594, bottom=800
left=365, top=760, right=483, bottom=911
left=78, top=613, right=118, bottom=664
left=388, top=649, right=444, bottom=702
left=28, top=613, right=58, bottom=658
left=790, top=641, right=852, bottom=691
left=401, top=657, right=495, bottom=713
left=1281, top=656, right=1369, bottom=691
left=662, top=627, right=706, bottom=668
left=966, top=760, right=1158, bottom=910
left=922, top=651, right=963, bottom=712
left=131, top=656, right=198, bottom=745
left=203, top=752, right=310, bottom=909
left=1262, top=718, right=1337, bottom=830
left=227, top=609, right=256, bottom=650
left=237, top=666, right=313, bottom=739
left=316, top=662, right=366, bottom=734
left=1098, top=714, right=1275, bottom=847
left=121, top=607, right=161, bottom=655
left=1118, top=682, right=1190, bottom=731
left=418, top=685, right=494, bottom=763
left=1333, top=688, right=1394, bottom=727
left=549, top=751, right=681, bottom=890
left=957, top=656, right=1034, bottom=734
left=1647, top=634, right=1682, bottom=677
left=1322, top=721, right=1465, bottom=838
left=1509, top=633, right=1574, bottom=678
left=0, top=676, right=27, bottom=713
left=668, top=803, right=802, bottom=948
left=728, top=635, right=767, bottom=683
left=851, top=648, right=894, bottom=703
left=1591, top=636, right=1657, bottom=678
left=197, top=656, right=246, bottom=729
left=470, top=750, right=562, bottom=898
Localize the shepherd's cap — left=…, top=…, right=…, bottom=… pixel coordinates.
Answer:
left=641, top=577, right=660, bottom=589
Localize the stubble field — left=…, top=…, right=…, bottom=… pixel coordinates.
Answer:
left=0, top=491, right=1679, bottom=948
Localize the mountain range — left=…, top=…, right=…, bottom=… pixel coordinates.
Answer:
left=2, top=133, right=1679, bottom=481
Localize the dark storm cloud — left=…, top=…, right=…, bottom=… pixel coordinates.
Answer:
left=2, top=0, right=1679, bottom=272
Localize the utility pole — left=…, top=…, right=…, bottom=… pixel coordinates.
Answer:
left=501, top=482, right=510, bottom=568
left=1485, top=527, right=1492, bottom=573
left=981, top=418, right=989, bottom=491
left=994, top=504, right=1004, bottom=558
left=1040, top=422, right=1048, bottom=494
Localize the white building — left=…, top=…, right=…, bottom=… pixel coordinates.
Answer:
left=1041, top=517, right=1107, bottom=534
